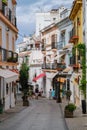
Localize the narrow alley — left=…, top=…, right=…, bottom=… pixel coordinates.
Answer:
left=0, top=98, right=68, bottom=130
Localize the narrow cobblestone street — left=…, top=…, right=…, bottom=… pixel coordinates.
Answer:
left=0, top=98, right=68, bottom=130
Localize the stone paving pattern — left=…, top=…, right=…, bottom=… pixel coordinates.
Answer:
left=0, top=96, right=87, bottom=130
left=61, top=98, right=87, bottom=130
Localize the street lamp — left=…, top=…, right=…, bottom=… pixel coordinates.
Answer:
left=56, top=77, right=61, bottom=103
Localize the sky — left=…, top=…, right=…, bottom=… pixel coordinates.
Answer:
left=16, top=0, right=74, bottom=43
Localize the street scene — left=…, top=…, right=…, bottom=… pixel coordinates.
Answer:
left=0, top=0, right=87, bottom=130
left=0, top=98, right=68, bottom=130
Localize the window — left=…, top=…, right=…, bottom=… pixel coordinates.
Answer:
left=53, top=18, right=56, bottom=21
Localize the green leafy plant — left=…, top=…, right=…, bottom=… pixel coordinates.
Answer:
left=19, top=62, right=29, bottom=106
left=7, top=57, right=13, bottom=62
left=72, top=43, right=86, bottom=98
left=65, top=103, right=76, bottom=112
left=77, top=43, right=86, bottom=98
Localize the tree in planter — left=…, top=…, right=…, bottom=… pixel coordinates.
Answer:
left=64, top=103, right=76, bottom=118
left=64, top=90, right=76, bottom=118
left=19, top=62, right=29, bottom=106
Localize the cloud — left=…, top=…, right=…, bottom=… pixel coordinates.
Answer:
left=16, top=0, right=74, bottom=42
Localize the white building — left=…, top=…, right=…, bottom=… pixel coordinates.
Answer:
left=0, top=0, right=18, bottom=110
left=39, top=7, right=72, bottom=99
left=36, top=6, right=66, bottom=36
left=17, top=35, right=45, bottom=93
left=56, top=16, right=73, bottom=101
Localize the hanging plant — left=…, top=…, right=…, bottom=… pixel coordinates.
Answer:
left=76, top=43, right=86, bottom=98
left=72, top=46, right=76, bottom=55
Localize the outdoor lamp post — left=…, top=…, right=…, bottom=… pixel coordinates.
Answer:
left=56, top=78, right=61, bottom=103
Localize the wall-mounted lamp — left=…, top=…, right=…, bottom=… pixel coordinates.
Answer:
left=6, top=27, right=9, bottom=32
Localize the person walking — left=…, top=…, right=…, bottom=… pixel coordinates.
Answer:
left=49, top=89, right=52, bottom=99
left=35, top=87, right=39, bottom=99
left=52, top=89, right=55, bottom=99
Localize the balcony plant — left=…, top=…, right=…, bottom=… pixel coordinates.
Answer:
left=7, top=57, right=13, bottom=62
left=64, top=103, right=76, bottom=118
left=13, top=57, right=17, bottom=62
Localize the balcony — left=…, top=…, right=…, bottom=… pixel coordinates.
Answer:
left=0, top=1, right=17, bottom=28
left=69, top=28, right=79, bottom=43
left=51, top=42, right=57, bottom=51
left=57, top=41, right=65, bottom=50
left=42, top=63, right=66, bottom=71
left=69, top=55, right=80, bottom=69
left=0, top=47, right=18, bottom=63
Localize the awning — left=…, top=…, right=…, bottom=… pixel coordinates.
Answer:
left=47, top=72, right=58, bottom=79
left=33, top=73, right=46, bottom=82
left=9, top=69, right=19, bottom=74
left=0, top=69, right=18, bottom=83
left=63, top=44, right=73, bottom=50
left=54, top=54, right=65, bottom=60
left=19, top=51, right=31, bottom=57
left=63, top=67, right=72, bottom=73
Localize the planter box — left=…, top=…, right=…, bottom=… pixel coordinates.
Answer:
left=64, top=109, right=73, bottom=118
left=23, top=100, right=29, bottom=106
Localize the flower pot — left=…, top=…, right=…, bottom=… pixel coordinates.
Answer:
left=23, top=100, right=29, bottom=106
left=64, top=109, right=73, bottom=118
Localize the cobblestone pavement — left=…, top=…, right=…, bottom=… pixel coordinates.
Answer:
left=61, top=98, right=87, bottom=130
left=0, top=98, right=68, bottom=130
left=0, top=96, right=87, bottom=130
left=0, top=95, right=27, bottom=122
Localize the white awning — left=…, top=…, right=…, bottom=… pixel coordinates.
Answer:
left=63, top=67, right=72, bottom=73
left=63, top=44, right=73, bottom=50
left=55, top=54, right=65, bottom=60
left=47, top=72, right=58, bottom=79
left=0, top=69, right=18, bottom=83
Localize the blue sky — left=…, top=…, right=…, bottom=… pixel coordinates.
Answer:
left=16, top=0, right=74, bottom=43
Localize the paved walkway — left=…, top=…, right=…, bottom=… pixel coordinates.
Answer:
left=0, top=96, right=26, bottom=122
left=0, top=96, right=87, bottom=130
left=60, top=98, right=87, bottom=130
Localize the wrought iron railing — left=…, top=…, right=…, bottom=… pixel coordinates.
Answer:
left=42, top=63, right=66, bottom=70
left=0, top=47, right=18, bottom=63
left=57, top=41, right=65, bottom=50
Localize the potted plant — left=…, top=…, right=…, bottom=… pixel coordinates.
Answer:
left=64, top=103, right=76, bottom=118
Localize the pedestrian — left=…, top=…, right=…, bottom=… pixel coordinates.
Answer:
left=40, top=88, right=43, bottom=97
left=52, top=89, right=55, bottom=99
left=35, top=87, right=39, bottom=99
left=49, top=89, right=52, bottom=99
left=29, top=89, right=33, bottom=100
